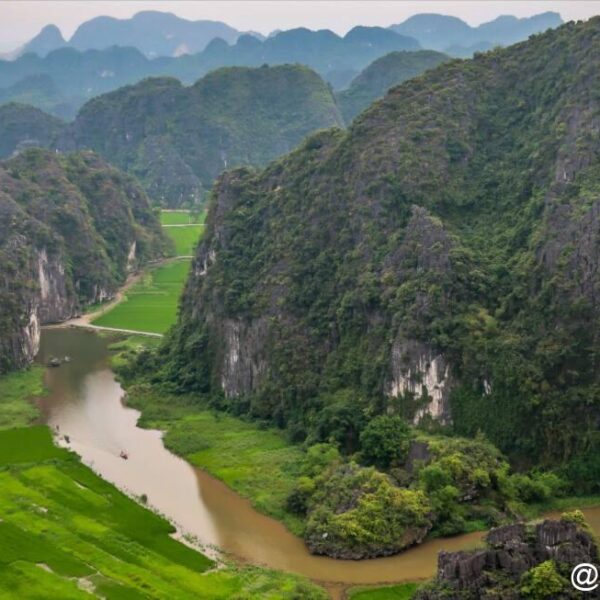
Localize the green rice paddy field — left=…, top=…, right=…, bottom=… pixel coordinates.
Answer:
left=160, top=210, right=206, bottom=226
left=164, top=225, right=204, bottom=256
left=0, top=425, right=325, bottom=599
left=92, top=259, right=191, bottom=334
left=91, top=210, right=205, bottom=334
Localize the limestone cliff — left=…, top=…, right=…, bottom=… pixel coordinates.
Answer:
left=416, top=516, right=599, bottom=599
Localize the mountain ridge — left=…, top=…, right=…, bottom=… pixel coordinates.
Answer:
left=157, top=17, right=600, bottom=478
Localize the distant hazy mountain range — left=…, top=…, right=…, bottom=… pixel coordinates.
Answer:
left=390, top=11, right=563, bottom=56
left=0, top=10, right=562, bottom=119
left=12, top=10, right=563, bottom=60
left=0, top=26, right=419, bottom=118
left=19, top=12, right=243, bottom=58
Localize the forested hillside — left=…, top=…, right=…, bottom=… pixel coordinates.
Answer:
left=0, top=103, right=64, bottom=158
left=58, top=65, right=343, bottom=206
left=0, top=149, right=165, bottom=372
left=158, top=17, right=600, bottom=479
left=337, top=50, right=449, bottom=122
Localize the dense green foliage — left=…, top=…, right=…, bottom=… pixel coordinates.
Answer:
left=304, top=461, right=432, bottom=558
left=0, top=102, right=64, bottom=158
left=0, top=424, right=326, bottom=599
left=360, top=415, right=412, bottom=469
left=58, top=65, right=343, bottom=206
left=520, top=560, right=568, bottom=599
left=156, top=18, right=600, bottom=475
left=337, top=50, right=448, bottom=122
left=0, top=148, right=166, bottom=371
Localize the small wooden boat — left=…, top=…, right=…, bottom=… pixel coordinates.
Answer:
left=119, top=450, right=129, bottom=460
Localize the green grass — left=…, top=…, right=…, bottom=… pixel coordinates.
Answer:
left=160, top=210, right=206, bottom=226
left=0, top=426, right=327, bottom=599
left=127, top=387, right=306, bottom=534
left=0, top=366, right=44, bottom=429
left=92, top=259, right=190, bottom=334
left=107, top=336, right=163, bottom=370
left=348, top=583, right=420, bottom=600
left=164, top=225, right=204, bottom=256
left=0, top=426, right=67, bottom=466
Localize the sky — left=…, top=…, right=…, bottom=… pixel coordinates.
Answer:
left=1, top=1, right=600, bottom=51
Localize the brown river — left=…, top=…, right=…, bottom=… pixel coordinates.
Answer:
left=36, top=328, right=600, bottom=597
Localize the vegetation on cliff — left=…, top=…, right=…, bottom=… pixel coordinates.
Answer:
left=155, top=18, right=600, bottom=473
left=416, top=512, right=598, bottom=599
left=57, top=65, right=344, bottom=206
left=0, top=102, right=64, bottom=159
left=337, top=50, right=449, bottom=122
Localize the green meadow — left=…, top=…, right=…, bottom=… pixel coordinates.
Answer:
left=92, top=259, right=191, bottom=334
left=164, top=225, right=204, bottom=256
left=90, top=210, right=205, bottom=334
left=0, top=425, right=325, bottom=599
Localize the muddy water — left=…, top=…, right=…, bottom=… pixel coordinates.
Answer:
left=36, top=328, right=600, bottom=593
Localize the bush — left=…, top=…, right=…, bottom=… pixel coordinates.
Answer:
left=520, top=560, right=567, bottom=599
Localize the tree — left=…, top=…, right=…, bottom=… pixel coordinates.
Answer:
left=360, top=415, right=412, bottom=469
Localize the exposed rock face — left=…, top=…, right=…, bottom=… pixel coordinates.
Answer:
left=220, top=318, right=269, bottom=398
left=36, top=248, right=77, bottom=323
left=387, top=339, right=452, bottom=424
left=416, top=518, right=600, bottom=599
left=0, top=148, right=165, bottom=373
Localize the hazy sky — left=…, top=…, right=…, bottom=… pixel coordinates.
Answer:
left=1, top=1, right=600, bottom=51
